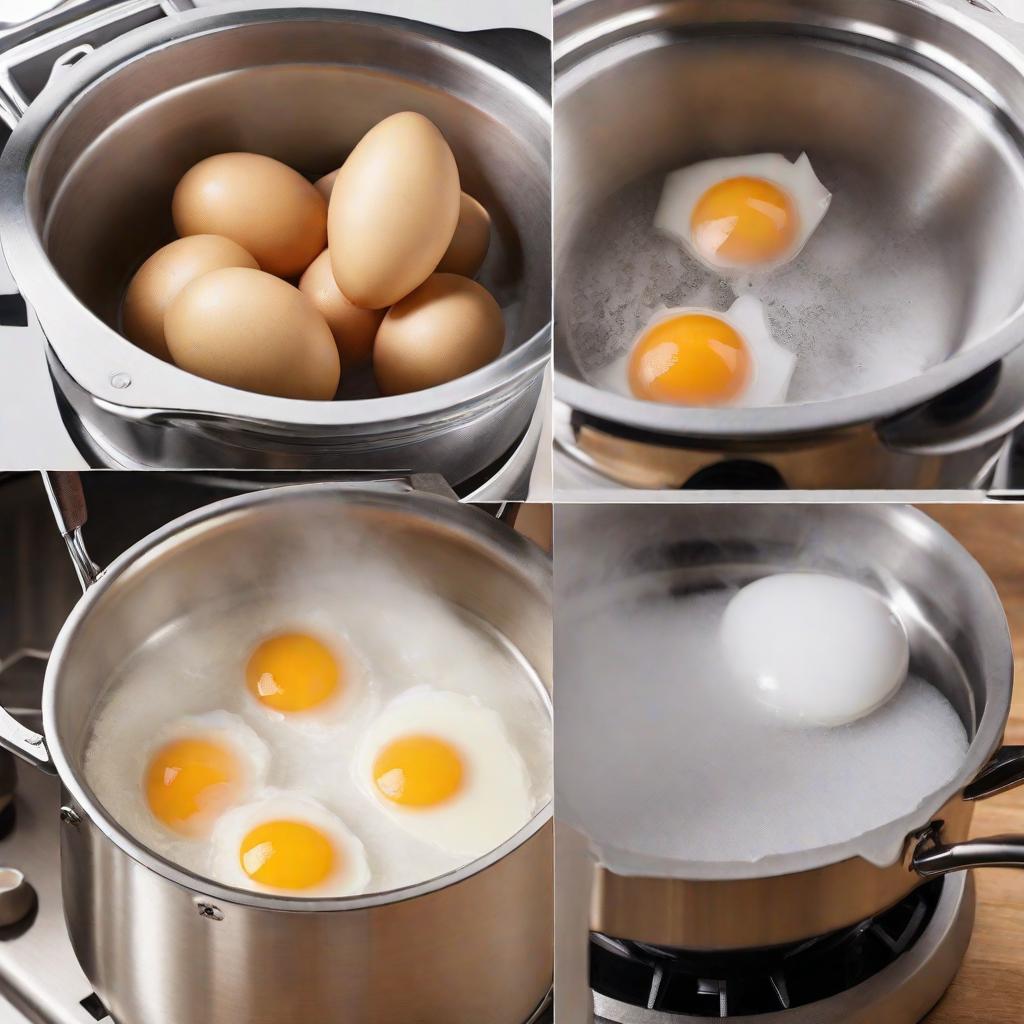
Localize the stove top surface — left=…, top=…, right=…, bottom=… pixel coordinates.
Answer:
left=592, top=873, right=973, bottom=1024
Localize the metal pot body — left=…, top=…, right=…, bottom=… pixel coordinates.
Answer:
left=553, top=0, right=1024, bottom=487
left=555, top=502, right=1015, bottom=950
left=19, top=483, right=552, bottom=1023
left=0, top=4, right=551, bottom=479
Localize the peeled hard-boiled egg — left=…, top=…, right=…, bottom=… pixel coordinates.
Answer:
left=121, top=235, right=258, bottom=361
left=720, top=573, right=910, bottom=727
left=355, top=687, right=533, bottom=859
left=328, top=112, right=460, bottom=309
left=164, top=267, right=340, bottom=400
left=299, top=251, right=384, bottom=369
left=373, top=273, right=504, bottom=396
left=627, top=294, right=794, bottom=407
left=172, top=153, right=327, bottom=279
left=210, top=791, right=371, bottom=896
left=656, top=153, right=831, bottom=272
left=436, top=192, right=491, bottom=278
left=244, top=630, right=359, bottom=726
left=142, top=712, right=270, bottom=838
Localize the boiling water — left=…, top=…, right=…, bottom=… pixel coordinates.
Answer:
left=556, top=587, right=968, bottom=869
left=559, top=170, right=967, bottom=405
left=84, top=535, right=552, bottom=894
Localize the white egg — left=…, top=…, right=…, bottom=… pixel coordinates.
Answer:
left=141, top=711, right=271, bottom=839
left=720, top=573, right=910, bottom=727
left=209, top=790, right=371, bottom=897
left=354, top=687, right=534, bottom=859
left=655, top=152, right=832, bottom=273
left=597, top=293, right=795, bottom=407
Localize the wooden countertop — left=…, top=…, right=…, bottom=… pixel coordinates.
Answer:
left=920, top=505, right=1024, bottom=1024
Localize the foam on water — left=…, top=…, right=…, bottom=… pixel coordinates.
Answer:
left=559, top=169, right=970, bottom=405
left=84, top=537, right=552, bottom=894
left=555, top=586, right=968, bottom=869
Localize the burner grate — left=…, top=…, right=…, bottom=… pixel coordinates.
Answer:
left=591, top=880, right=943, bottom=1017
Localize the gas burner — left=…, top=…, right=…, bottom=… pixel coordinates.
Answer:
left=593, top=873, right=974, bottom=1024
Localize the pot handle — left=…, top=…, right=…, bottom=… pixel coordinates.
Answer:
left=0, top=0, right=196, bottom=132
left=911, top=745, right=1024, bottom=876
left=42, top=471, right=101, bottom=591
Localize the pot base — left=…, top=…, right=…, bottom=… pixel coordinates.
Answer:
left=593, top=873, right=973, bottom=1024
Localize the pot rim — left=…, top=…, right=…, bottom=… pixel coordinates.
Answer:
left=0, top=4, right=551, bottom=426
left=553, top=0, right=1024, bottom=440
left=42, top=482, right=553, bottom=911
left=559, top=503, right=1013, bottom=882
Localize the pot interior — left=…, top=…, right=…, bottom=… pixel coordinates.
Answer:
left=554, top=502, right=1010, bottom=878
left=46, top=485, right=552, bottom=900
left=28, top=13, right=551, bottom=400
left=555, top=0, right=1024, bottom=415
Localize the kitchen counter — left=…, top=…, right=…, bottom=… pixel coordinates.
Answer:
left=923, top=504, right=1024, bottom=1024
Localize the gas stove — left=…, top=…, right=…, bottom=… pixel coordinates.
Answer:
left=590, top=875, right=973, bottom=1024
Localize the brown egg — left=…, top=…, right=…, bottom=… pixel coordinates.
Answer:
left=314, top=169, right=339, bottom=202
left=172, top=153, right=327, bottom=279
left=373, top=273, right=503, bottom=396
left=299, top=250, right=385, bottom=369
left=328, top=112, right=460, bottom=309
left=436, top=193, right=491, bottom=278
left=121, top=235, right=258, bottom=361
left=164, top=267, right=340, bottom=400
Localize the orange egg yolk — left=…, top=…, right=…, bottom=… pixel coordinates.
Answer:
left=690, top=176, right=799, bottom=266
left=246, top=632, right=341, bottom=713
left=373, top=735, right=465, bottom=808
left=144, top=737, right=241, bottom=836
left=239, top=819, right=336, bottom=891
left=628, top=313, right=750, bottom=406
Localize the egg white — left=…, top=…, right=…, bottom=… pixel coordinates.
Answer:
left=596, top=293, right=796, bottom=407
left=655, top=152, right=832, bottom=273
left=209, top=790, right=371, bottom=897
left=354, top=687, right=534, bottom=860
left=141, top=711, right=271, bottom=839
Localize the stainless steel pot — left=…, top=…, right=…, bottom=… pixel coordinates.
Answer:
left=553, top=0, right=1024, bottom=490
left=555, top=502, right=1024, bottom=951
left=0, top=1, right=551, bottom=480
left=0, top=474, right=553, bottom=1024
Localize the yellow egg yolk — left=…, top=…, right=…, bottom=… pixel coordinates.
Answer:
left=373, top=735, right=465, bottom=808
left=144, top=737, right=241, bottom=836
left=690, top=176, right=799, bottom=266
left=239, top=819, right=336, bottom=891
left=246, top=632, right=341, bottom=713
left=628, top=313, right=750, bottom=405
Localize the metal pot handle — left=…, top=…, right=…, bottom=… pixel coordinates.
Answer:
left=911, top=745, right=1024, bottom=876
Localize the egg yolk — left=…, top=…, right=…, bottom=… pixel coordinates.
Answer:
left=690, top=176, right=799, bottom=266
left=239, top=819, right=336, bottom=891
left=628, top=313, right=750, bottom=405
left=246, top=632, right=341, bottom=713
left=373, top=735, right=465, bottom=808
left=144, top=737, right=241, bottom=836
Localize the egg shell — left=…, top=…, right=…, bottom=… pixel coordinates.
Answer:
left=299, top=251, right=385, bottom=369
left=328, top=112, right=460, bottom=309
left=122, top=235, right=258, bottom=361
left=373, top=273, right=503, bottom=396
left=172, top=153, right=327, bottom=279
left=164, top=267, right=340, bottom=400
left=435, top=192, right=491, bottom=278
left=314, top=169, right=339, bottom=202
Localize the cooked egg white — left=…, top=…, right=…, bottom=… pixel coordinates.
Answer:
left=210, top=791, right=371, bottom=897
left=354, top=687, right=534, bottom=860
left=656, top=153, right=831, bottom=273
